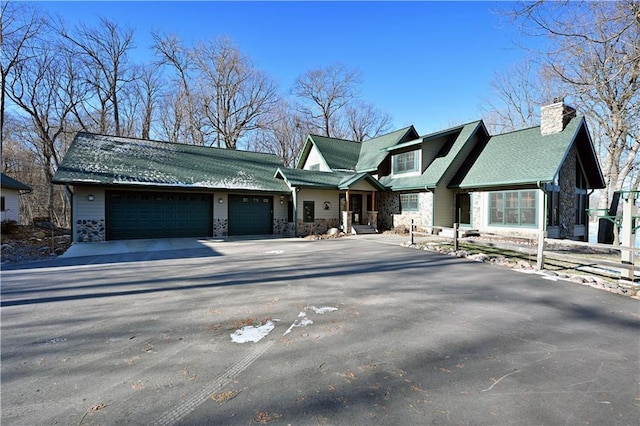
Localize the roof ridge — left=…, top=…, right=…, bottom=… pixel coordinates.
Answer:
left=490, top=116, right=584, bottom=137
left=77, top=132, right=281, bottom=159
left=418, top=120, right=483, bottom=139
left=308, top=134, right=359, bottom=143
left=363, top=125, right=415, bottom=142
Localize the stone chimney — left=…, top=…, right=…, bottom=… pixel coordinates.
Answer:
left=540, top=97, right=576, bottom=135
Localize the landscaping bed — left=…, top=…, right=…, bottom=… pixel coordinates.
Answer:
left=1, top=224, right=72, bottom=264
left=400, top=232, right=639, bottom=298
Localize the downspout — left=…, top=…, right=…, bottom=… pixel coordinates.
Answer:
left=536, top=181, right=547, bottom=234
left=293, top=187, right=299, bottom=237
left=536, top=181, right=547, bottom=270
left=586, top=188, right=595, bottom=242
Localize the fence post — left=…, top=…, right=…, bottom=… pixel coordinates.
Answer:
left=536, top=230, right=546, bottom=270
left=453, top=223, right=459, bottom=251
left=410, top=219, right=414, bottom=245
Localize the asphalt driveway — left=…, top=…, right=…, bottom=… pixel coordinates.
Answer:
left=1, top=235, right=639, bottom=425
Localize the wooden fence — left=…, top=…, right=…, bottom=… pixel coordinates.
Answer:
left=408, top=219, right=638, bottom=282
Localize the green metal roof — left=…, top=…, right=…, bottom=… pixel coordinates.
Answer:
left=306, top=135, right=362, bottom=171
left=52, top=132, right=290, bottom=192
left=379, top=121, right=483, bottom=190
left=355, top=126, right=418, bottom=172
left=1, top=173, right=32, bottom=191
left=452, top=117, right=604, bottom=189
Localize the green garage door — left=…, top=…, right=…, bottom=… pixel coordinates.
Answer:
left=228, top=195, right=273, bottom=236
left=107, top=191, right=213, bottom=240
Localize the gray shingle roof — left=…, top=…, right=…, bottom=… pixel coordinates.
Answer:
left=1, top=173, right=32, bottom=191
left=52, top=133, right=290, bottom=192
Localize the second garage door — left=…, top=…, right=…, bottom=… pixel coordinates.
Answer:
left=107, top=191, right=213, bottom=240
left=228, top=195, right=273, bottom=236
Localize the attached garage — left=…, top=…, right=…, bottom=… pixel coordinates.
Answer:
left=54, top=133, right=292, bottom=242
left=107, top=191, right=213, bottom=240
left=228, top=194, right=273, bottom=236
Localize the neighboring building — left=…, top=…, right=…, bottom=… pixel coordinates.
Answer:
left=53, top=100, right=606, bottom=243
left=1, top=173, right=32, bottom=224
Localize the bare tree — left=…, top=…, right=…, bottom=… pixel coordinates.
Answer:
left=481, top=60, right=551, bottom=134
left=193, top=37, right=279, bottom=149
left=0, top=1, right=45, bottom=149
left=132, top=64, right=162, bottom=139
left=5, top=23, right=83, bottom=227
left=293, top=63, right=362, bottom=138
left=57, top=17, right=136, bottom=136
left=153, top=32, right=206, bottom=144
left=505, top=1, right=640, bottom=207
left=249, top=102, right=306, bottom=167
left=345, top=100, right=393, bottom=142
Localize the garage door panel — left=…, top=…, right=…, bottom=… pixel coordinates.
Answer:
left=107, top=191, right=213, bottom=240
left=228, top=194, right=273, bottom=236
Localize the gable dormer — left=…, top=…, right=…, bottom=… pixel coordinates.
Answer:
left=302, top=141, right=331, bottom=171
left=296, top=135, right=361, bottom=172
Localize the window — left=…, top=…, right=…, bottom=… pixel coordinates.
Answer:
left=400, top=194, right=419, bottom=212
left=392, top=150, right=420, bottom=175
left=303, top=201, right=314, bottom=223
left=489, top=190, right=537, bottom=227
left=575, top=163, right=588, bottom=226
left=287, top=200, right=293, bottom=223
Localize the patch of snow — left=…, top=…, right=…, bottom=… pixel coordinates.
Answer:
left=283, top=318, right=313, bottom=336
left=230, top=321, right=275, bottom=343
left=307, top=306, right=338, bottom=314
left=512, top=269, right=538, bottom=275
left=297, top=311, right=306, bottom=318
left=540, top=275, right=559, bottom=281
left=266, top=250, right=284, bottom=254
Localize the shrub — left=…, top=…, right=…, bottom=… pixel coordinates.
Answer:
left=1, top=220, right=18, bottom=235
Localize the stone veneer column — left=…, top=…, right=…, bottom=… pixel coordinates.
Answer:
left=367, top=211, right=378, bottom=230
left=342, top=211, right=353, bottom=234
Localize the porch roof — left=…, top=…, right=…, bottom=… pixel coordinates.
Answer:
left=275, top=168, right=384, bottom=191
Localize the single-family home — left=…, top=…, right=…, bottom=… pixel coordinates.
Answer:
left=53, top=100, right=605, bottom=243
left=1, top=173, right=32, bottom=224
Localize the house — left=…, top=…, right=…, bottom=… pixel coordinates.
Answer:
left=53, top=100, right=605, bottom=243
left=1, top=173, right=32, bottom=224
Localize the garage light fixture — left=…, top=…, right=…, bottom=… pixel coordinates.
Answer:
left=87, top=194, right=94, bottom=201
left=218, top=197, right=224, bottom=204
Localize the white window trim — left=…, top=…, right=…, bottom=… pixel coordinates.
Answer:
left=392, top=150, right=422, bottom=177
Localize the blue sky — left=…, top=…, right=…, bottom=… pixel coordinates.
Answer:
left=36, top=1, right=525, bottom=134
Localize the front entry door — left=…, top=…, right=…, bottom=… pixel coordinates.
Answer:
left=456, top=193, right=471, bottom=225
left=351, top=194, right=362, bottom=225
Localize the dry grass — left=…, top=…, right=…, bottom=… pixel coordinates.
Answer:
left=252, top=411, right=283, bottom=424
